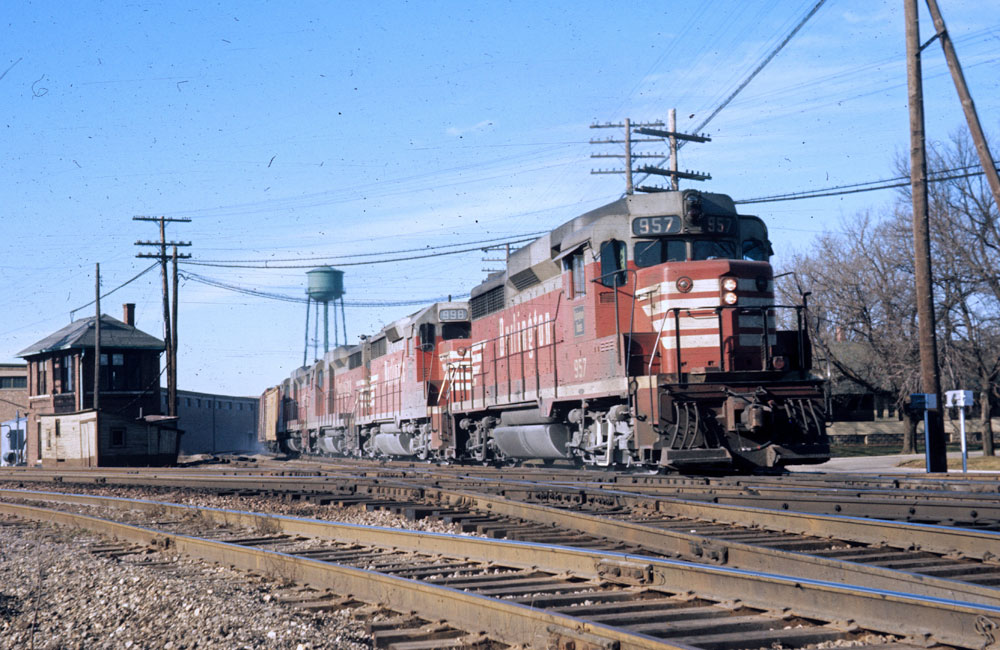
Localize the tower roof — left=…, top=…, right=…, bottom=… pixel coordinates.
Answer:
left=17, top=314, right=164, bottom=358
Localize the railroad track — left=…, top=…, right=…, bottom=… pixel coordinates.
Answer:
left=3, top=466, right=1000, bottom=602
left=3, top=463, right=1000, bottom=526
left=3, top=477, right=1000, bottom=610
left=269, top=455, right=1000, bottom=495
left=3, top=489, right=999, bottom=650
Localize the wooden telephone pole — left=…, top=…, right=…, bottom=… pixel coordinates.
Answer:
left=134, top=216, right=191, bottom=417
left=590, top=114, right=711, bottom=194
left=94, top=263, right=101, bottom=411
left=905, top=0, right=947, bottom=471
left=904, top=0, right=1000, bottom=469
left=924, top=0, right=1000, bottom=209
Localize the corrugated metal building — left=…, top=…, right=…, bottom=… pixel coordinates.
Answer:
left=163, top=390, right=258, bottom=455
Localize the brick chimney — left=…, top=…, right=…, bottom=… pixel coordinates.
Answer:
left=123, top=303, right=136, bottom=326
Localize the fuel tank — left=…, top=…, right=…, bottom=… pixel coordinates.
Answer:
left=373, top=432, right=415, bottom=457
left=492, top=424, right=572, bottom=459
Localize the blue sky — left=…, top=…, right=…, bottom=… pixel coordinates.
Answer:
left=2, top=0, right=999, bottom=396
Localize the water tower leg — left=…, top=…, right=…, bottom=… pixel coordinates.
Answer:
left=333, top=302, right=339, bottom=350
left=313, top=301, right=320, bottom=361
left=323, top=301, right=330, bottom=354
left=339, top=298, right=347, bottom=346
left=303, top=297, right=311, bottom=368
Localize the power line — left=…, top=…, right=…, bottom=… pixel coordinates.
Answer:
left=180, top=271, right=468, bottom=307
left=693, top=0, right=829, bottom=137
left=633, top=0, right=829, bottom=191
left=192, top=231, right=547, bottom=264
left=735, top=165, right=990, bottom=204
left=181, top=236, right=540, bottom=270
left=69, top=262, right=160, bottom=321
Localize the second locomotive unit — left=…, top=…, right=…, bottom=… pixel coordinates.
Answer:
left=260, top=189, right=830, bottom=471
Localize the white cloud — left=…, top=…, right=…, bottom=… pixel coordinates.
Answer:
left=446, top=120, right=495, bottom=137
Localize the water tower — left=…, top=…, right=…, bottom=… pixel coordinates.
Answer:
left=303, top=267, right=347, bottom=366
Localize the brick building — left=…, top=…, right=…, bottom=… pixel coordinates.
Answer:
left=0, top=364, right=28, bottom=424
left=17, top=304, right=178, bottom=467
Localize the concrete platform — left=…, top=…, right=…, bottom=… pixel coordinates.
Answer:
left=788, top=452, right=1000, bottom=474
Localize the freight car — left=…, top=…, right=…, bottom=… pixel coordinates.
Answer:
left=259, top=189, right=829, bottom=470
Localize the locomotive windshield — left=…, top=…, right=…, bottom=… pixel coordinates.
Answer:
left=634, top=239, right=686, bottom=267
left=632, top=214, right=771, bottom=266
left=693, top=239, right=737, bottom=260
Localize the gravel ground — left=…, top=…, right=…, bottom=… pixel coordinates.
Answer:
left=0, top=482, right=469, bottom=535
left=0, top=516, right=377, bottom=649
left=0, top=483, right=475, bottom=650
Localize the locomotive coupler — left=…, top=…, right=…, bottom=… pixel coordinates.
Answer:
left=723, top=393, right=772, bottom=433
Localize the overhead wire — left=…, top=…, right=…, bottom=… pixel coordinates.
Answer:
left=736, top=165, right=992, bottom=204
left=182, top=234, right=540, bottom=270
left=631, top=0, right=829, bottom=191
left=68, top=262, right=160, bottom=321
left=181, top=271, right=468, bottom=307
left=192, top=231, right=547, bottom=264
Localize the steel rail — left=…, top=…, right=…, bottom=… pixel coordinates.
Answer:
left=420, top=487, right=1000, bottom=605
left=2, top=470, right=1000, bottom=605
left=8, top=464, right=1000, bottom=500
left=5, top=463, right=1000, bottom=500
left=1, top=468, right=997, bottom=556
left=0, top=501, right=673, bottom=650
left=2, top=492, right=1000, bottom=650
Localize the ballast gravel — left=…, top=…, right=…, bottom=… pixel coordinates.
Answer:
left=0, top=517, right=375, bottom=649
left=0, top=480, right=485, bottom=649
left=0, top=482, right=468, bottom=535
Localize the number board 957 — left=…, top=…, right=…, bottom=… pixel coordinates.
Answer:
left=631, top=215, right=682, bottom=237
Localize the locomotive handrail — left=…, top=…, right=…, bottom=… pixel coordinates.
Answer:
left=446, top=293, right=562, bottom=411
left=591, top=268, right=640, bottom=369
left=645, top=303, right=809, bottom=380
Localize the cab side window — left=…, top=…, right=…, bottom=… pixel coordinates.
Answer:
left=599, top=239, right=626, bottom=287
left=418, top=323, right=436, bottom=350
left=564, top=249, right=586, bottom=298
left=740, top=217, right=772, bottom=261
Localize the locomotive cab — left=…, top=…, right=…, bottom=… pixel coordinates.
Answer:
left=620, top=191, right=827, bottom=469
left=368, top=301, right=471, bottom=460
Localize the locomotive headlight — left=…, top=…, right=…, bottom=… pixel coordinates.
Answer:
left=723, top=291, right=738, bottom=305
left=721, top=277, right=738, bottom=292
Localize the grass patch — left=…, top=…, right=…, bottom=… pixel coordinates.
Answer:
left=898, top=455, right=1000, bottom=470
left=830, top=445, right=905, bottom=458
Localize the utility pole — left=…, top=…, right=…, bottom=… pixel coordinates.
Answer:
left=591, top=115, right=711, bottom=194
left=905, top=0, right=947, bottom=472
left=624, top=118, right=634, bottom=194
left=668, top=109, right=679, bottom=191
left=923, top=0, right=1000, bottom=210
left=94, top=263, right=101, bottom=412
left=134, top=216, right=191, bottom=417
left=481, top=242, right=510, bottom=275
left=171, top=246, right=179, bottom=418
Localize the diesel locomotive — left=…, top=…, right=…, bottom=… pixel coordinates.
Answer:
left=259, top=189, right=830, bottom=471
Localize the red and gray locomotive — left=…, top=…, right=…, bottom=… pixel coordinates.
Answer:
left=260, top=189, right=829, bottom=470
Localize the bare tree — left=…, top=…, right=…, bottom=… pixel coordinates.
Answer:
left=780, top=211, right=923, bottom=453
left=923, top=132, right=1000, bottom=455
left=786, top=130, right=1000, bottom=456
